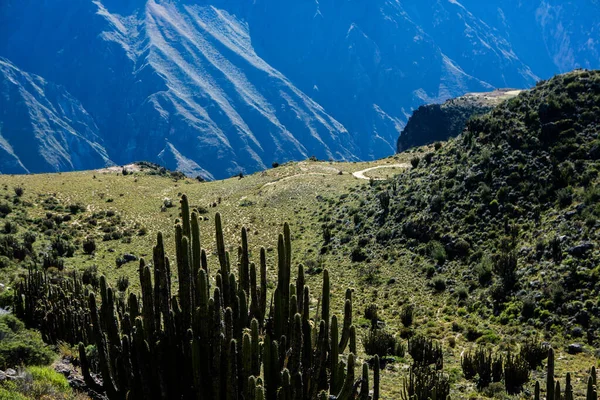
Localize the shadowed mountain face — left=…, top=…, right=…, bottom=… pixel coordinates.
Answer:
left=0, top=0, right=598, bottom=178
left=0, top=58, right=111, bottom=174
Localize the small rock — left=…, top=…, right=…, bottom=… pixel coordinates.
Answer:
left=571, top=327, right=584, bottom=338
left=123, top=254, right=138, bottom=262
left=0, top=371, right=6, bottom=381
left=567, top=343, right=584, bottom=354
left=55, top=363, right=71, bottom=377
left=567, top=242, right=594, bottom=258
left=565, top=210, right=577, bottom=219
left=5, top=368, right=16, bottom=377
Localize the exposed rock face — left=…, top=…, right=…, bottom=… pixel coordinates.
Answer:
left=0, top=58, right=112, bottom=173
left=0, top=0, right=598, bottom=178
left=397, top=90, right=521, bottom=152
left=0, top=1, right=356, bottom=179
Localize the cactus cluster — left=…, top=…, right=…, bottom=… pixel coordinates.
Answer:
left=532, top=349, right=598, bottom=400
left=461, top=345, right=598, bottom=399
left=14, top=195, right=379, bottom=399
left=402, top=335, right=450, bottom=400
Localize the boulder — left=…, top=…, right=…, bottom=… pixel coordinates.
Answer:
left=567, top=242, right=594, bottom=258
left=567, top=343, right=584, bottom=354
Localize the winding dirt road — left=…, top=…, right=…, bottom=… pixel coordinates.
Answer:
left=352, top=164, right=410, bottom=180
left=259, top=162, right=410, bottom=190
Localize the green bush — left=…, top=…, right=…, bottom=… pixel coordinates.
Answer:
left=428, top=241, right=447, bottom=264
left=363, top=329, right=403, bottom=357
left=432, top=277, right=446, bottom=292
left=0, top=315, right=55, bottom=369
left=0, top=366, right=72, bottom=400
left=411, top=156, right=420, bottom=168
left=27, top=366, right=70, bottom=393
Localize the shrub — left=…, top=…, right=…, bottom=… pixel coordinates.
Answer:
left=82, top=265, right=99, bottom=287
left=272, top=162, right=279, bottom=168
left=363, top=329, right=402, bottom=357
left=3, top=221, right=17, bottom=234
left=358, top=264, right=380, bottom=284
left=456, top=287, right=469, bottom=301
left=428, top=241, right=447, bottom=264
left=520, top=339, right=548, bottom=370
left=493, top=251, right=518, bottom=294
left=434, top=142, right=442, bottom=151
left=364, top=304, right=378, bottom=322
left=432, top=277, right=446, bottom=292
left=68, top=203, right=85, bottom=214
left=42, top=255, right=64, bottom=271
left=51, top=237, right=76, bottom=258
left=117, top=276, right=129, bottom=292
left=556, top=187, right=573, bottom=207
left=521, top=297, right=536, bottom=319
left=424, top=152, right=434, bottom=164
left=408, top=335, right=444, bottom=370
left=400, top=304, right=414, bottom=327
left=411, top=157, right=420, bottom=169
left=430, top=195, right=443, bottom=212
left=351, top=246, right=368, bottom=262
left=27, top=365, right=71, bottom=393
left=0, top=203, right=12, bottom=217
left=0, top=315, right=55, bottom=369
left=504, top=352, right=529, bottom=395
left=82, top=237, right=96, bottom=255
left=13, top=187, right=24, bottom=197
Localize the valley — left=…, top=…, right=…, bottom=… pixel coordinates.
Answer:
left=0, top=70, right=599, bottom=399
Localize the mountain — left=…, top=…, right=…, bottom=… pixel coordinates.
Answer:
left=0, top=58, right=112, bottom=174
left=0, top=0, right=356, bottom=179
left=333, top=69, right=600, bottom=337
left=0, top=0, right=599, bottom=178
left=396, top=89, right=521, bottom=152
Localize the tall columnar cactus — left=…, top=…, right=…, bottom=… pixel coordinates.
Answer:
left=547, top=347, right=555, bottom=400
left=589, top=368, right=598, bottom=400
left=15, top=196, right=375, bottom=400
left=565, top=372, right=574, bottom=400
left=321, top=269, right=330, bottom=332
left=330, top=315, right=341, bottom=393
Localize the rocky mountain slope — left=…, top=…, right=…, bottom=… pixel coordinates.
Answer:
left=397, top=89, right=521, bottom=152
left=0, top=58, right=112, bottom=174
left=0, top=0, right=599, bottom=177
left=332, top=70, right=600, bottom=342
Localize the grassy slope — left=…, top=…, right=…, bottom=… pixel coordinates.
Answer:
left=331, top=70, right=600, bottom=398
left=0, top=155, right=419, bottom=398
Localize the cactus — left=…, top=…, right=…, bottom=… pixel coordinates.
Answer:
left=14, top=196, right=375, bottom=400
left=359, top=363, right=369, bottom=400
left=330, top=315, right=342, bottom=394
left=589, top=372, right=598, bottom=400
left=547, top=348, right=555, bottom=400
left=504, top=352, right=529, bottom=395
left=373, top=355, right=380, bottom=400
left=321, top=269, right=330, bottom=331
left=565, top=372, right=573, bottom=400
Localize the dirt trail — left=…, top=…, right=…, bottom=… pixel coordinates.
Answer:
left=261, top=173, right=331, bottom=188
left=352, top=164, right=410, bottom=180
left=260, top=163, right=410, bottom=189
